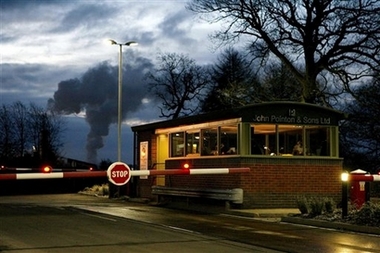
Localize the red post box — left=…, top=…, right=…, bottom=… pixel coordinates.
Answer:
left=350, top=169, right=369, bottom=209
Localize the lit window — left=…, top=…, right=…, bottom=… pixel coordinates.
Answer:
left=220, top=126, right=238, bottom=155
left=201, top=128, right=218, bottom=156
left=186, top=132, right=200, bottom=156
left=305, top=126, right=330, bottom=156
left=170, top=132, right=184, bottom=157
left=251, top=124, right=331, bottom=156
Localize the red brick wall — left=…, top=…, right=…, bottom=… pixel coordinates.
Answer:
left=163, top=157, right=342, bottom=208
left=241, top=162, right=342, bottom=207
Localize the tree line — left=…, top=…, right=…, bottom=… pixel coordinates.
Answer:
left=0, top=102, right=65, bottom=167
left=2, top=1, right=379, bottom=172
left=146, top=0, right=380, bottom=172
left=145, top=50, right=379, bottom=172
left=146, top=49, right=303, bottom=118
left=147, top=0, right=379, bottom=119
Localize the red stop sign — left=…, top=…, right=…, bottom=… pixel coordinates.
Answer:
left=107, top=162, right=131, bottom=186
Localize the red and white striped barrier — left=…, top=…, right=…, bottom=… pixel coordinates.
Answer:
left=132, top=167, right=250, bottom=176
left=1, top=167, right=33, bottom=171
left=349, top=174, right=380, bottom=182
left=0, top=171, right=106, bottom=180
left=0, top=167, right=250, bottom=181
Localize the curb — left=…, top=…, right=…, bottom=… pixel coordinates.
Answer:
left=226, top=210, right=289, bottom=218
left=281, top=216, right=380, bottom=235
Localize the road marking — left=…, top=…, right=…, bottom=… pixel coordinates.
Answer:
left=162, top=225, right=201, bottom=235
left=82, top=212, right=117, bottom=222
left=251, top=230, right=302, bottom=239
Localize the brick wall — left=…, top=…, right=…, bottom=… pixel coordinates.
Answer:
left=163, top=157, right=342, bottom=208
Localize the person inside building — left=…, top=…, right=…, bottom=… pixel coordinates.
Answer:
left=293, top=140, right=304, bottom=155
left=220, top=143, right=228, bottom=154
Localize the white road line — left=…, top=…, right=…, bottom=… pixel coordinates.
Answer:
left=81, top=212, right=117, bottom=222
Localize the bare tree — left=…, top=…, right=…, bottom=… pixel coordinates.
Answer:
left=146, top=53, right=211, bottom=119
left=340, top=72, right=380, bottom=171
left=260, top=63, right=303, bottom=102
left=201, top=47, right=261, bottom=112
left=0, top=102, right=65, bottom=166
left=0, top=105, right=15, bottom=159
left=11, top=102, right=29, bottom=157
left=28, top=103, right=65, bottom=164
left=188, top=0, right=380, bottom=104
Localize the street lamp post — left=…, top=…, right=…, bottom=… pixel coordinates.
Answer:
left=109, top=39, right=138, bottom=162
left=341, top=171, right=349, bottom=219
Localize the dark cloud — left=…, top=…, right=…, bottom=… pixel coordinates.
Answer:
left=49, top=55, right=154, bottom=163
left=1, top=1, right=117, bottom=39
left=135, top=31, right=157, bottom=48
left=0, top=63, right=81, bottom=107
left=1, top=64, right=46, bottom=88
left=49, top=3, right=118, bottom=34
left=0, top=34, right=16, bottom=44
left=158, top=8, right=197, bottom=45
left=0, top=0, right=62, bottom=10
left=1, top=0, right=66, bottom=23
left=1, top=1, right=73, bottom=44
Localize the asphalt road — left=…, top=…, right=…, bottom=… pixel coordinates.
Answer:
left=1, top=194, right=380, bottom=253
left=0, top=195, right=276, bottom=253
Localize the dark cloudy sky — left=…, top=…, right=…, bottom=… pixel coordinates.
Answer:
left=0, top=0, right=227, bottom=164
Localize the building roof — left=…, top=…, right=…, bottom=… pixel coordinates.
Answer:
left=131, top=102, right=346, bottom=132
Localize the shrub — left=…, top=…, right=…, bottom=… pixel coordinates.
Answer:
left=352, top=202, right=380, bottom=226
left=296, top=196, right=309, bottom=214
left=295, top=196, right=336, bottom=216
left=309, top=197, right=325, bottom=216
left=81, top=184, right=109, bottom=196
left=324, top=198, right=335, bottom=214
left=370, top=183, right=380, bottom=197
left=102, top=184, right=109, bottom=195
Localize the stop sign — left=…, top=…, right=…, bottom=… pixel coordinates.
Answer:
left=107, top=162, right=131, bottom=186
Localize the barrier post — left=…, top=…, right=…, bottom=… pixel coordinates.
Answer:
left=341, top=171, right=349, bottom=218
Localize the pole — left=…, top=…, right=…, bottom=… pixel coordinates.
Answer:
left=341, top=171, right=349, bottom=219
left=110, top=39, right=136, bottom=162
left=342, top=180, right=348, bottom=218
left=117, top=44, right=123, bottom=162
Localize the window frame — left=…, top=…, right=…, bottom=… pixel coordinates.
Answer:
left=164, top=119, right=337, bottom=158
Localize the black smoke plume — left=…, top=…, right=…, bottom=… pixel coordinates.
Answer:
left=48, top=54, right=153, bottom=163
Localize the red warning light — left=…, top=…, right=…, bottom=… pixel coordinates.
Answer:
left=42, top=166, right=52, bottom=173
left=183, top=163, right=190, bottom=169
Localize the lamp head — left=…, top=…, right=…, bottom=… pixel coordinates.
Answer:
left=341, top=171, right=349, bottom=182
left=125, top=41, right=138, bottom=46
left=108, top=39, right=118, bottom=45
left=107, top=40, right=137, bottom=46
